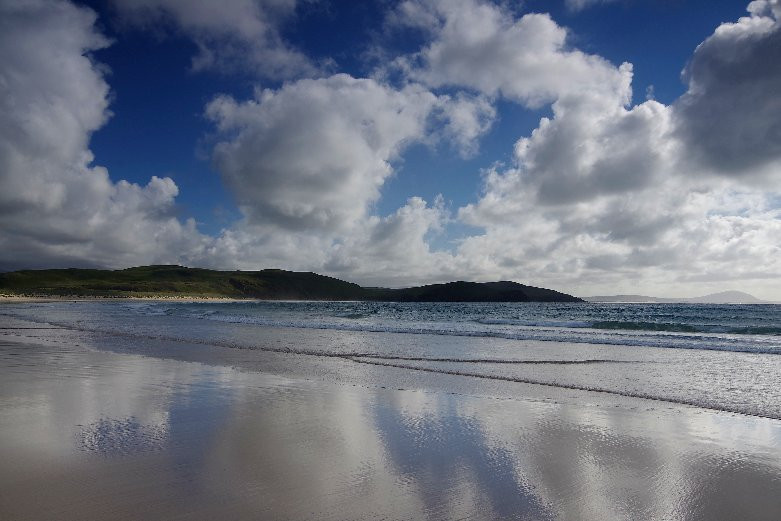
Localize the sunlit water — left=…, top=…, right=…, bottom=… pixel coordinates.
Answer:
left=1, top=310, right=780, bottom=520
left=3, top=300, right=781, bottom=418
left=115, top=300, right=781, bottom=353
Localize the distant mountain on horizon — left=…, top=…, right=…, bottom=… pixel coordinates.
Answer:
left=584, top=290, right=773, bottom=304
left=0, top=265, right=583, bottom=303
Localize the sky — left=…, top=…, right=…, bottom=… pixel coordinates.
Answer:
left=1, top=0, right=780, bottom=299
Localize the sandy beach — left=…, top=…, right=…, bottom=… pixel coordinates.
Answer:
left=1, top=304, right=781, bottom=520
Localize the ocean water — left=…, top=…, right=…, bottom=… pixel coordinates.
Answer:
left=105, top=300, right=781, bottom=354
left=2, top=321, right=780, bottom=521
left=3, top=300, right=781, bottom=418
left=2, top=300, right=781, bottom=520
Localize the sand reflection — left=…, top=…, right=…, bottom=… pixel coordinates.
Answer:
left=1, top=328, right=780, bottom=520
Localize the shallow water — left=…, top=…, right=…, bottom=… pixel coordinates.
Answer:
left=3, top=301, right=781, bottom=418
left=1, top=302, right=781, bottom=520
left=119, top=300, right=781, bottom=353
left=1, top=318, right=780, bottom=520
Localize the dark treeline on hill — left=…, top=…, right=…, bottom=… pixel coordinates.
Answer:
left=385, top=280, right=581, bottom=302
left=0, top=265, right=582, bottom=302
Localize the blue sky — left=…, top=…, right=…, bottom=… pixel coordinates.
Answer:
left=83, top=0, right=746, bottom=228
left=1, top=0, right=780, bottom=298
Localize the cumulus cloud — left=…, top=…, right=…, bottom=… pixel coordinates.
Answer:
left=198, top=69, right=496, bottom=281
left=324, top=196, right=459, bottom=287
left=447, top=0, right=781, bottom=297
left=195, top=196, right=458, bottom=288
left=674, top=0, right=781, bottom=178
left=0, top=0, right=204, bottom=270
left=205, top=68, right=501, bottom=231
left=391, top=0, right=632, bottom=108
left=512, top=97, right=674, bottom=205
left=458, top=172, right=781, bottom=297
left=3, top=0, right=780, bottom=299
left=206, top=75, right=439, bottom=232
left=196, top=0, right=781, bottom=297
left=564, top=0, right=620, bottom=11
left=434, top=93, right=496, bottom=158
left=110, top=0, right=316, bottom=79
left=0, top=0, right=493, bottom=276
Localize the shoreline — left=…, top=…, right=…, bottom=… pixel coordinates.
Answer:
left=1, top=315, right=780, bottom=520
left=3, top=304, right=781, bottom=419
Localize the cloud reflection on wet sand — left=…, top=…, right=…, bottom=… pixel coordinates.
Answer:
left=1, top=322, right=780, bottom=520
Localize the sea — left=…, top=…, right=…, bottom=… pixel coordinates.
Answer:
left=130, top=300, right=781, bottom=353
left=2, top=299, right=781, bottom=520
left=3, top=300, right=781, bottom=418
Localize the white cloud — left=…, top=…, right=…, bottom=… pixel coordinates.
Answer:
left=458, top=171, right=781, bottom=298
left=0, top=0, right=492, bottom=278
left=435, top=93, right=496, bottom=158
left=204, top=67, right=501, bottom=232
left=513, top=97, right=674, bottom=205
left=324, top=196, right=459, bottom=287
left=447, top=0, right=781, bottom=298
left=0, top=0, right=205, bottom=270
left=3, top=0, right=780, bottom=300
left=195, top=196, right=459, bottom=288
left=179, top=0, right=781, bottom=298
left=391, top=0, right=632, bottom=108
left=674, top=0, right=781, bottom=179
left=110, top=0, right=317, bottom=79
left=199, top=72, right=491, bottom=281
left=564, top=0, right=620, bottom=11
left=206, top=75, right=439, bottom=233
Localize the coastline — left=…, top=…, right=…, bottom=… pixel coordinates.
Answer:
left=0, top=294, right=254, bottom=303
left=1, top=303, right=780, bottom=520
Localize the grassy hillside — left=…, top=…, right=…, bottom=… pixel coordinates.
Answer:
left=0, top=265, right=583, bottom=302
left=378, top=281, right=582, bottom=302
left=0, top=265, right=366, bottom=299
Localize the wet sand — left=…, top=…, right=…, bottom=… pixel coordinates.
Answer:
left=1, top=314, right=780, bottom=520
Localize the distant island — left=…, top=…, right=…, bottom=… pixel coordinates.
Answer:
left=585, top=290, right=771, bottom=304
left=0, top=265, right=583, bottom=303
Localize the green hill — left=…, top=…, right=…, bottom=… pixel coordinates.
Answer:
left=0, top=265, right=365, bottom=300
left=379, top=280, right=581, bottom=302
left=0, top=265, right=582, bottom=302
